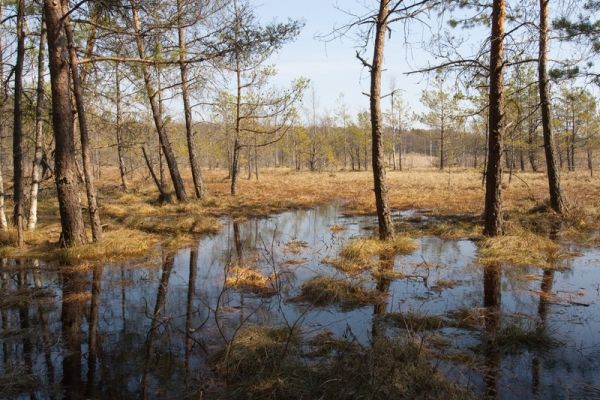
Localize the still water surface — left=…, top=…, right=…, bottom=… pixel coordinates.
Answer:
left=1, top=203, right=599, bottom=399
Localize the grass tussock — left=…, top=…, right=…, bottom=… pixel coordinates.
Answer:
left=478, top=323, right=561, bottom=354
left=382, top=312, right=452, bottom=332
left=341, top=236, right=418, bottom=261
left=225, top=265, right=277, bottom=295
left=295, top=276, right=382, bottom=309
left=326, top=235, right=418, bottom=274
left=284, top=240, right=309, bottom=254
left=211, top=325, right=473, bottom=400
left=478, top=226, right=564, bottom=268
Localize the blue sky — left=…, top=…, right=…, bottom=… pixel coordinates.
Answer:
left=252, top=0, right=438, bottom=121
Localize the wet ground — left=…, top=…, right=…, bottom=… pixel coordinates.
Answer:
left=1, top=203, right=599, bottom=399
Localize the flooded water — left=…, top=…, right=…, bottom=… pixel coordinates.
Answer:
left=1, top=203, right=599, bottom=399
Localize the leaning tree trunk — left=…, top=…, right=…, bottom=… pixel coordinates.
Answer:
left=0, top=0, right=9, bottom=231
left=63, top=0, right=102, bottom=242
left=44, top=0, right=87, bottom=247
left=483, top=0, right=506, bottom=237
left=369, top=0, right=394, bottom=240
left=177, top=0, right=205, bottom=199
left=13, top=0, right=26, bottom=247
left=130, top=0, right=187, bottom=202
left=538, top=0, right=566, bottom=213
left=29, top=14, right=47, bottom=231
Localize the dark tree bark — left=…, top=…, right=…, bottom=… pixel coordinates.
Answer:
left=130, top=0, right=188, bottom=202
left=0, top=0, right=7, bottom=231
left=177, top=0, right=205, bottom=199
left=86, top=265, right=102, bottom=397
left=61, top=271, right=85, bottom=398
left=483, top=263, right=501, bottom=398
left=44, top=0, right=87, bottom=247
left=484, top=0, right=506, bottom=237
left=369, top=0, right=394, bottom=240
left=29, top=14, right=47, bottom=231
left=63, top=0, right=103, bottom=242
left=538, top=0, right=566, bottom=213
left=13, top=0, right=26, bottom=247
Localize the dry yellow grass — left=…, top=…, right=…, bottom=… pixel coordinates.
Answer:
left=225, top=264, right=277, bottom=294
left=478, top=226, right=564, bottom=268
left=2, top=167, right=598, bottom=261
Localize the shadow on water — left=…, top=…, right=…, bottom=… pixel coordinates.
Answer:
left=1, top=203, right=599, bottom=399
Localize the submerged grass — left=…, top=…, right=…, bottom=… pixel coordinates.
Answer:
left=341, top=236, right=419, bottom=261
left=211, top=324, right=473, bottom=400
left=225, top=264, right=277, bottom=295
left=295, top=276, right=381, bottom=310
left=478, top=323, right=561, bottom=354
left=326, top=235, right=418, bottom=275
left=382, top=312, right=453, bottom=332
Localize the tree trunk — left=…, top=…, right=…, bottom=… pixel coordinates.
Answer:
left=177, top=0, right=205, bottom=199
left=483, top=0, right=506, bottom=237
left=13, top=0, right=26, bottom=247
left=588, top=148, right=593, bottom=177
left=142, top=146, right=170, bottom=202
left=63, top=0, right=103, bottom=242
left=538, top=0, right=566, bottom=213
left=115, top=65, right=128, bottom=190
left=0, top=0, right=9, bottom=231
left=130, top=0, right=188, bottom=202
left=44, top=0, right=87, bottom=247
left=369, top=0, right=394, bottom=240
left=29, top=14, right=47, bottom=231
left=528, top=121, right=538, bottom=171
left=440, top=115, right=445, bottom=170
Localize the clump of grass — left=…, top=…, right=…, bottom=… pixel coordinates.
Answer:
left=285, top=240, right=309, bottom=254
left=329, top=223, right=347, bottom=233
left=212, top=325, right=474, bottom=400
left=294, top=276, right=381, bottom=309
left=447, top=308, right=487, bottom=331
left=431, top=279, right=460, bottom=291
left=323, top=257, right=372, bottom=274
left=382, top=311, right=451, bottom=332
left=371, top=267, right=406, bottom=280
left=284, top=258, right=307, bottom=265
left=479, top=323, right=561, bottom=354
left=478, top=226, right=563, bottom=268
left=325, top=235, right=418, bottom=274
left=225, top=265, right=277, bottom=295
left=212, top=325, right=301, bottom=383
left=341, top=236, right=418, bottom=261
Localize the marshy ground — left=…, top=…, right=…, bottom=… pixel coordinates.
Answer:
left=0, top=168, right=599, bottom=399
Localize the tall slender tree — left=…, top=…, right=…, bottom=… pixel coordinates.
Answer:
left=177, top=0, right=205, bottom=199
left=0, top=0, right=9, bottom=231
left=483, top=0, right=507, bottom=236
left=538, top=0, right=566, bottom=214
left=63, top=0, right=103, bottom=242
left=29, top=13, right=48, bottom=231
left=130, top=0, right=188, bottom=202
left=369, top=0, right=395, bottom=239
left=12, top=0, right=26, bottom=247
